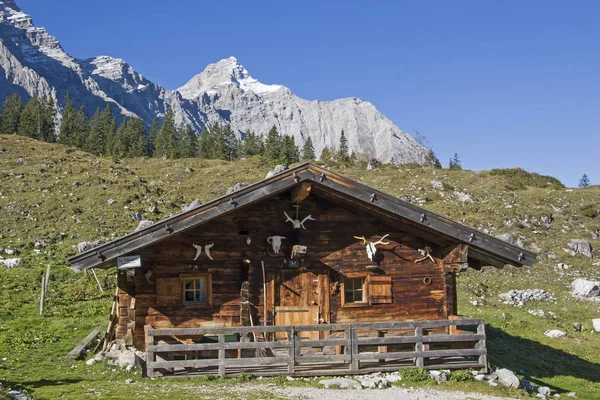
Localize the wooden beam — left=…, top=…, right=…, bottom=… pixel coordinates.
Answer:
left=67, top=326, right=102, bottom=358
left=443, top=244, right=469, bottom=272
left=291, top=182, right=312, bottom=203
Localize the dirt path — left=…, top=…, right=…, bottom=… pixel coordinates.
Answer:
left=269, top=385, right=517, bottom=400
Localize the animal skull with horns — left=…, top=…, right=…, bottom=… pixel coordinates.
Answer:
left=284, top=211, right=315, bottom=229
left=354, top=234, right=390, bottom=262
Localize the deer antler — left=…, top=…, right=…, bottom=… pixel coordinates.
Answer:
left=284, top=211, right=294, bottom=223
left=300, top=214, right=316, bottom=224
left=353, top=236, right=367, bottom=245
left=373, top=234, right=390, bottom=246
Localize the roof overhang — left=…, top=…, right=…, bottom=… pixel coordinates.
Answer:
left=68, top=163, right=536, bottom=272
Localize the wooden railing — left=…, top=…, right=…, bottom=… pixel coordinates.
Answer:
left=144, top=318, right=487, bottom=378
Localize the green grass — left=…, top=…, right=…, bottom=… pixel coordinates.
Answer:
left=1, top=135, right=599, bottom=399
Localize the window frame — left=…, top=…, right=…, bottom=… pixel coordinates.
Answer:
left=341, top=276, right=368, bottom=307
left=180, top=273, right=213, bottom=307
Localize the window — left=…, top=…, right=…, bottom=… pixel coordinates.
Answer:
left=183, top=277, right=207, bottom=305
left=344, top=277, right=365, bottom=304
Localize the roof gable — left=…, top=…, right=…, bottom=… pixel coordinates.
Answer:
left=68, top=163, right=536, bottom=271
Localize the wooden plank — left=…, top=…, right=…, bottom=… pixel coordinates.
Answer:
left=355, top=351, right=419, bottom=361
left=149, top=341, right=292, bottom=352
left=414, top=327, right=423, bottom=367
left=67, top=326, right=102, bottom=358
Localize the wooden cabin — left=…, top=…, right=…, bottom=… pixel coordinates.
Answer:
left=69, top=164, right=535, bottom=377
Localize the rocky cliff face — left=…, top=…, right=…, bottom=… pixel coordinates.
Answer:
left=0, top=1, right=430, bottom=164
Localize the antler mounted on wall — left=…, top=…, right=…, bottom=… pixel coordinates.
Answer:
left=283, top=209, right=316, bottom=230
left=354, top=234, right=390, bottom=262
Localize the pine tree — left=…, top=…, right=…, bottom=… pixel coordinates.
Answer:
left=222, top=124, right=238, bottom=161
left=85, top=107, right=105, bottom=155
left=178, top=124, right=198, bottom=158
left=579, top=174, right=590, bottom=188
left=263, top=125, right=281, bottom=163
left=18, top=96, right=41, bottom=139
left=112, top=118, right=129, bottom=158
left=449, top=153, right=462, bottom=170
left=281, top=135, right=299, bottom=164
left=337, top=129, right=349, bottom=162
left=154, top=108, right=178, bottom=158
left=129, top=118, right=148, bottom=157
left=197, top=126, right=212, bottom=159
left=426, top=150, right=442, bottom=169
left=75, top=106, right=89, bottom=149
left=301, top=136, right=315, bottom=161
left=242, top=130, right=263, bottom=156
left=0, top=94, right=23, bottom=134
left=209, top=123, right=225, bottom=159
left=147, top=117, right=160, bottom=156
left=40, top=96, right=56, bottom=142
left=320, top=146, right=332, bottom=162
left=59, top=93, right=78, bottom=146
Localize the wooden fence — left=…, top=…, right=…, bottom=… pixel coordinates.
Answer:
left=144, top=318, right=487, bottom=378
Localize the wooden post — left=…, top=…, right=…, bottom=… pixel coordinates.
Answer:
left=261, top=261, right=267, bottom=327
left=145, top=325, right=155, bottom=378
left=218, top=334, right=225, bottom=377
left=39, top=265, right=50, bottom=316
left=377, top=330, right=387, bottom=363
left=414, top=327, right=424, bottom=368
left=287, top=327, right=295, bottom=374
left=91, top=268, right=104, bottom=292
left=350, top=325, right=359, bottom=371
left=477, top=321, right=488, bottom=373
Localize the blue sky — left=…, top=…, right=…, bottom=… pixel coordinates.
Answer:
left=18, top=0, right=599, bottom=187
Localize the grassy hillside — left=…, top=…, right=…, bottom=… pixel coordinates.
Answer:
left=0, top=134, right=598, bottom=399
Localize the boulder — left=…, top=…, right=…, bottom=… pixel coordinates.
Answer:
left=107, top=198, right=116, bottom=205
left=571, top=279, right=600, bottom=297
left=544, top=330, right=567, bottom=338
left=34, top=236, right=54, bottom=248
left=430, top=180, right=444, bottom=190
left=7, top=391, right=32, bottom=400
left=15, top=158, right=26, bottom=165
left=366, top=159, right=378, bottom=171
left=567, top=239, right=593, bottom=258
left=265, top=165, right=289, bottom=179
left=496, top=368, right=520, bottom=388
left=429, top=370, right=448, bottom=383
left=0, top=258, right=22, bottom=268
left=496, top=234, right=515, bottom=245
left=116, top=350, right=136, bottom=368
left=226, top=182, right=249, bottom=195
left=318, top=377, right=362, bottom=389
left=538, top=386, right=551, bottom=396
left=182, top=199, right=202, bottom=212
left=77, top=240, right=105, bottom=253
left=499, top=289, right=554, bottom=307
left=357, top=377, right=388, bottom=388
left=135, top=220, right=154, bottom=232
left=454, top=191, right=473, bottom=203
left=130, top=212, right=145, bottom=221
left=593, top=319, right=600, bottom=332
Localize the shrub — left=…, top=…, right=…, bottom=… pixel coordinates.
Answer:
left=580, top=204, right=599, bottom=219
left=488, top=168, right=564, bottom=190
left=449, top=369, right=474, bottom=382
left=400, top=367, right=430, bottom=382
left=236, top=372, right=254, bottom=382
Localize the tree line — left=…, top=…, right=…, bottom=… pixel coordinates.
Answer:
left=0, top=92, right=359, bottom=165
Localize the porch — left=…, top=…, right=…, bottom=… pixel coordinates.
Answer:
left=144, top=317, right=488, bottom=378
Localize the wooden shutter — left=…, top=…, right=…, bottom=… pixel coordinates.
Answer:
left=367, top=275, right=392, bottom=304
left=156, top=277, right=181, bottom=306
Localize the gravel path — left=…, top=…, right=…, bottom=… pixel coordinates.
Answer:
left=270, top=385, right=517, bottom=400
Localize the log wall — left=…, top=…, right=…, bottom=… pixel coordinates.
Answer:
left=114, top=191, right=459, bottom=350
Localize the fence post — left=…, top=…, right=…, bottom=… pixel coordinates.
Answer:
left=287, top=327, right=296, bottom=374
left=144, top=325, right=155, bottom=378
left=477, top=321, right=488, bottom=373
left=218, top=334, right=225, bottom=377
left=414, top=326, right=424, bottom=368
left=350, top=325, right=359, bottom=371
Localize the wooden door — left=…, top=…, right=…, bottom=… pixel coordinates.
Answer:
left=274, top=305, right=319, bottom=340
left=274, top=269, right=322, bottom=340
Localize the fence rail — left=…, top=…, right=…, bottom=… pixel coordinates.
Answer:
left=144, top=318, right=487, bottom=378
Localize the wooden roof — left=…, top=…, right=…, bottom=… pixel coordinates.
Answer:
left=68, top=163, right=536, bottom=272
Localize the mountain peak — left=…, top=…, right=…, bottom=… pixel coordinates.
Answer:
left=177, top=57, right=283, bottom=99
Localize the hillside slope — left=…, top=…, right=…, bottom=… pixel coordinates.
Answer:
left=0, top=135, right=598, bottom=399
